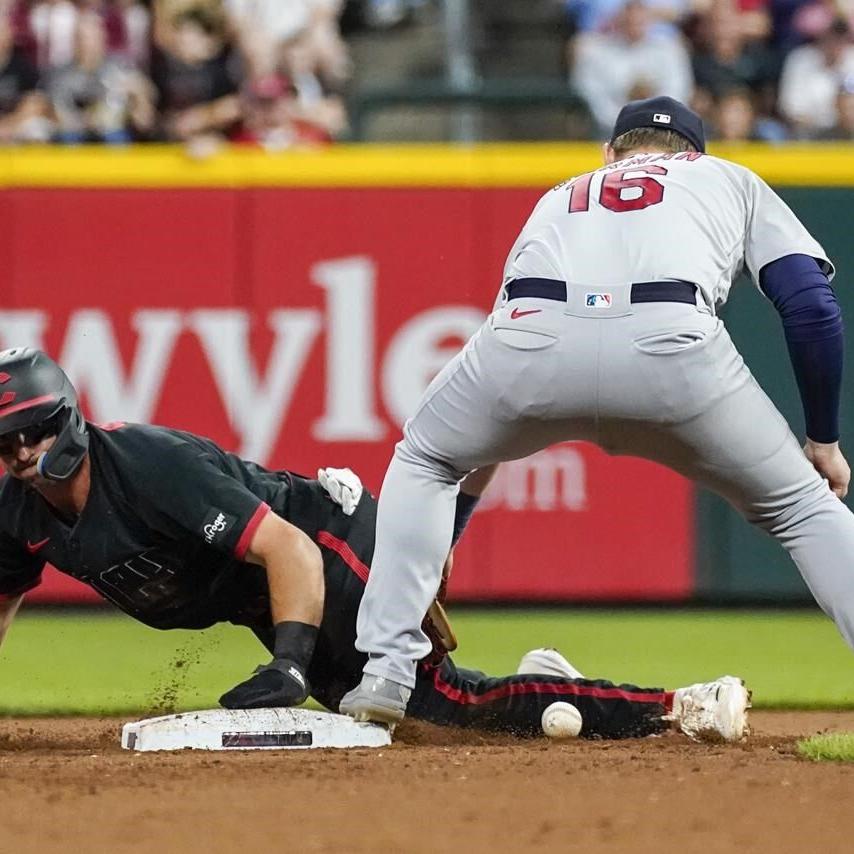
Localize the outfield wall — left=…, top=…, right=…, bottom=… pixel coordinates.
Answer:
left=1, top=144, right=851, bottom=603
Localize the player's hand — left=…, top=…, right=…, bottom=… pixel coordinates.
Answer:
left=804, top=439, right=851, bottom=499
left=318, top=467, right=364, bottom=515
left=219, top=659, right=310, bottom=709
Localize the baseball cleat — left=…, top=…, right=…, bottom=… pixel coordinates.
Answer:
left=516, top=648, right=585, bottom=680
left=668, top=675, right=751, bottom=743
left=339, top=674, right=412, bottom=725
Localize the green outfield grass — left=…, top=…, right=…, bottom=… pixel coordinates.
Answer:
left=1, top=608, right=853, bottom=715
left=798, top=733, right=854, bottom=762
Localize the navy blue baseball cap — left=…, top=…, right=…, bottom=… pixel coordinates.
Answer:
left=610, top=96, right=706, bottom=153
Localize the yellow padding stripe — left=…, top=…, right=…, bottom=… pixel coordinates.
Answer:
left=0, top=143, right=852, bottom=188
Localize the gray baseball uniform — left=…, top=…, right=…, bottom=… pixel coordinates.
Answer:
left=354, top=151, right=854, bottom=689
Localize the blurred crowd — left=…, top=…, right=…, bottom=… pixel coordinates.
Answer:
left=0, top=0, right=353, bottom=148
left=3, top=0, right=854, bottom=147
left=567, top=0, right=854, bottom=142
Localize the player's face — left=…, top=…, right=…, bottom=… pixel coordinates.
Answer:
left=0, top=422, right=59, bottom=482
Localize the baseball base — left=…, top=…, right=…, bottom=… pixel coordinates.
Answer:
left=121, top=708, right=392, bottom=752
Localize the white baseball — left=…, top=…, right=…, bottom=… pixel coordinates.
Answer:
left=541, top=701, right=583, bottom=739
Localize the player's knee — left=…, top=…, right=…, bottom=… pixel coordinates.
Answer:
left=394, top=436, right=463, bottom=482
left=745, top=477, right=833, bottom=535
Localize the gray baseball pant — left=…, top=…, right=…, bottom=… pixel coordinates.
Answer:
left=356, top=284, right=854, bottom=687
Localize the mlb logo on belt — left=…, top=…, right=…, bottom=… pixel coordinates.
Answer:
left=585, top=293, right=612, bottom=308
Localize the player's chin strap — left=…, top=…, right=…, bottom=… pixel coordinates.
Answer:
left=36, top=408, right=90, bottom=481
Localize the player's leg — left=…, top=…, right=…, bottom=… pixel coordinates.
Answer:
left=407, top=658, right=672, bottom=739
left=348, top=318, right=595, bottom=703
left=601, top=306, right=854, bottom=650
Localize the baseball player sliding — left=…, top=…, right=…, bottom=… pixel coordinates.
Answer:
left=341, top=95, right=852, bottom=726
left=0, top=348, right=746, bottom=742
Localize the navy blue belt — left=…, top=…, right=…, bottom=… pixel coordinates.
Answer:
left=506, top=278, right=697, bottom=305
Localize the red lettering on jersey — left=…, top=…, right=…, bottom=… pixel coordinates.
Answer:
left=0, top=373, right=10, bottom=384
left=0, top=391, right=16, bottom=407
left=674, top=152, right=703, bottom=161
left=567, top=173, right=594, bottom=213
left=600, top=165, right=667, bottom=213
left=567, top=166, right=668, bottom=215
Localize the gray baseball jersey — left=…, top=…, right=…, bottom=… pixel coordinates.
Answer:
left=499, top=152, right=833, bottom=310
left=353, top=152, right=854, bottom=690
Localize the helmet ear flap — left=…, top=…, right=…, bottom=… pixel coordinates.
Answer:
left=36, top=406, right=89, bottom=481
left=0, top=348, right=89, bottom=479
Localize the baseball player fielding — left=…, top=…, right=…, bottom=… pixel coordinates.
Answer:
left=341, top=95, right=852, bottom=729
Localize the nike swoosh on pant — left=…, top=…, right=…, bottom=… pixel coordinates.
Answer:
left=510, top=308, right=543, bottom=320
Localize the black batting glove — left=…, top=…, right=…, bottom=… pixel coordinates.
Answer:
left=219, top=621, right=318, bottom=710
left=219, top=658, right=310, bottom=709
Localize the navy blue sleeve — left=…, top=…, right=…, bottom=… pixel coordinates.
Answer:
left=451, top=491, right=480, bottom=546
left=759, top=254, right=844, bottom=443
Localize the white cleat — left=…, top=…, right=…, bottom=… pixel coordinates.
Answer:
left=668, top=675, right=751, bottom=743
left=516, top=648, right=585, bottom=680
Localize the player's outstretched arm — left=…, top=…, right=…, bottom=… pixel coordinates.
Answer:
left=0, top=594, right=23, bottom=649
left=804, top=439, right=851, bottom=499
left=243, top=514, right=325, bottom=627
left=759, top=255, right=845, bottom=497
left=219, top=515, right=325, bottom=710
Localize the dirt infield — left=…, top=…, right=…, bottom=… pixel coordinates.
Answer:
left=2, top=711, right=854, bottom=854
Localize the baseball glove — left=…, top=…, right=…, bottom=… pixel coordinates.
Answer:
left=421, top=550, right=457, bottom=666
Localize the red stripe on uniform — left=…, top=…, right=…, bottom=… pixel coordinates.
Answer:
left=432, top=667, right=667, bottom=706
left=234, top=502, right=271, bottom=560
left=317, top=530, right=370, bottom=583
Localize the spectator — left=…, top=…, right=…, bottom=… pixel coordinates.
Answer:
left=48, top=11, right=154, bottom=142
left=277, top=7, right=349, bottom=139
left=570, top=0, right=693, bottom=133
left=692, top=5, right=775, bottom=98
left=709, top=86, right=788, bottom=141
left=816, top=74, right=854, bottom=138
left=307, top=0, right=350, bottom=88
left=116, top=0, right=152, bottom=68
left=0, top=8, right=49, bottom=141
left=29, top=0, right=78, bottom=67
left=790, top=0, right=845, bottom=43
left=225, top=0, right=312, bottom=76
left=689, top=0, right=771, bottom=42
left=150, top=5, right=241, bottom=142
left=77, top=1, right=134, bottom=59
left=565, top=0, right=692, bottom=38
left=770, top=0, right=811, bottom=54
left=231, top=71, right=329, bottom=149
left=154, top=0, right=222, bottom=24
left=226, top=0, right=350, bottom=93
left=151, top=0, right=225, bottom=58
left=711, top=87, right=756, bottom=140
left=778, top=16, right=854, bottom=136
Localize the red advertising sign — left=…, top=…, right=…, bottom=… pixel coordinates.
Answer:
left=1, top=187, right=692, bottom=602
